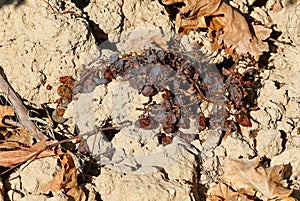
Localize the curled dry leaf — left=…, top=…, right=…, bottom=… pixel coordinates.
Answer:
left=40, top=151, right=86, bottom=201
left=0, top=105, right=14, bottom=127
left=161, top=0, right=272, bottom=60
left=207, top=182, right=254, bottom=201
left=0, top=128, right=33, bottom=149
left=273, top=1, right=283, bottom=12
left=0, top=141, right=59, bottom=167
left=281, top=197, right=299, bottom=201
left=151, top=35, right=169, bottom=51
left=221, top=157, right=294, bottom=200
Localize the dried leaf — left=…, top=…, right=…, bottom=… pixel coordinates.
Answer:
left=0, top=105, right=14, bottom=127
left=177, top=15, right=207, bottom=33
left=0, top=128, right=33, bottom=149
left=252, top=24, right=273, bottom=41
left=281, top=197, right=299, bottom=201
left=0, top=141, right=58, bottom=167
left=67, top=185, right=86, bottom=201
left=151, top=35, right=168, bottom=51
left=162, top=0, right=271, bottom=60
left=207, top=182, right=254, bottom=201
left=222, top=157, right=293, bottom=200
left=273, top=2, right=283, bottom=12
left=40, top=151, right=86, bottom=201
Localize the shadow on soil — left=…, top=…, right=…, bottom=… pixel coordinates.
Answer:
left=0, top=0, right=25, bottom=8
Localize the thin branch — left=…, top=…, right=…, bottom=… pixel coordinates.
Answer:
left=0, top=67, right=48, bottom=141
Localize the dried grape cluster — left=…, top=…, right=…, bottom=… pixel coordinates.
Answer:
left=69, top=44, right=258, bottom=145
left=55, top=46, right=260, bottom=145
left=222, top=65, right=260, bottom=135
left=74, top=48, right=223, bottom=145
left=52, top=76, right=75, bottom=123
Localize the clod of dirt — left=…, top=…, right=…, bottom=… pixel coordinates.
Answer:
left=271, top=148, right=300, bottom=186
left=269, top=0, right=300, bottom=46
left=84, top=0, right=123, bottom=35
left=92, top=152, right=198, bottom=201
left=18, top=194, right=69, bottom=201
left=219, top=134, right=255, bottom=158
left=1, top=0, right=300, bottom=200
left=256, top=129, right=282, bottom=158
left=0, top=0, right=97, bottom=105
left=5, top=157, right=60, bottom=200
left=122, top=0, right=172, bottom=30
left=85, top=0, right=172, bottom=36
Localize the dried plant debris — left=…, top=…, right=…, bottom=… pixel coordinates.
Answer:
left=0, top=105, right=14, bottom=127
left=207, top=157, right=296, bottom=201
left=222, top=67, right=259, bottom=135
left=74, top=47, right=226, bottom=145
left=207, top=182, right=254, bottom=201
left=0, top=141, right=60, bottom=167
left=162, top=0, right=272, bottom=60
left=0, top=127, right=32, bottom=149
left=52, top=76, right=75, bottom=124
left=71, top=45, right=262, bottom=146
left=40, top=151, right=86, bottom=201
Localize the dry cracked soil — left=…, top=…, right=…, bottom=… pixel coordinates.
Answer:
left=0, top=0, right=299, bottom=201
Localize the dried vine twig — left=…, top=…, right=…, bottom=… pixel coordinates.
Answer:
left=0, top=67, right=48, bottom=141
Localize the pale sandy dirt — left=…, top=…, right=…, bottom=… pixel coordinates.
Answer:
left=0, top=0, right=299, bottom=201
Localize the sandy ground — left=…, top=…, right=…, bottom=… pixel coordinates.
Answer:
left=0, top=0, right=299, bottom=200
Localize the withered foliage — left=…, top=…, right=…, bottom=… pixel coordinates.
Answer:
left=52, top=76, right=75, bottom=123
left=207, top=182, right=254, bottom=201
left=40, top=151, right=86, bottom=201
left=222, top=67, right=259, bottom=135
left=162, top=0, right=272, bottom=60
left=0, top=127, right=32, bottom=149
left=207, top=157, right=296, bottom=201
left=0, top=105, right=14, bottom=127
left=0, top=141, right=59, bottom=167
left=75, top=48, right=222, bottom=145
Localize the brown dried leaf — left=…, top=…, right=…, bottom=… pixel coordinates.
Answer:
left=177, top=15, right=207, bottom=33
left=222, top=157, right=293, bottom=200
left=252, top=23, right=273, bottom=41
left=207, top=182, right=254, bottom=201
left=40, top=151, right=86, bottom=201
left=0, top=141, right=57, bottom=167
left=0, top=105, right=14, bottom=127
left=0, top=128, right=33, bottom=149
left=273, top=1, right=283, bottom=12
left=281, top=197, right=299, bottom=201
left=151, top=35, right=169, bottom=51
left=67, top=185, right=86, bottom=201
left=162, top=0, right=271, bottom=60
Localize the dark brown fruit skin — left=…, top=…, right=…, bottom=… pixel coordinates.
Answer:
left=161, top=135, right=173, bottom=146
left=46, top=84, right=52, bottom=90
left=162, top=89, right=172, bottom=100
left=166, top=112, right=177, bottom=124
left=161, top=100, right=172, bottom=111
left=163, top=122, right=175, bottom=133
left=104, top=69, right=115, bottom=82
left=59, top=76, right=75, bottom=89
left=141, top=85, right=157, bottom=97
left=234, top=112, right=252, bottom=127
left=57, top=85, right=72, bottom=100
left=139, top=118, right=151, bottom=127
left=198, top=113, right=207, bottom=131
left=157, top=133, right=173, bottom=146
left=135, top=117, right=158, bottom=130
